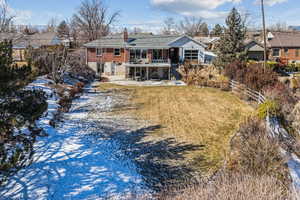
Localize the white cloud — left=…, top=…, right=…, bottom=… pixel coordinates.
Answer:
left=150, top=0, right=242, bottom=19
left=254, top=0, right=288, bottom=6
left=0, top=0, right=33, bottom=25
left=264, top=0, right=288, bottom=6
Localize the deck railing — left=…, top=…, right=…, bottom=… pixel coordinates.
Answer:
left=129, top=58, right=170, bottom=64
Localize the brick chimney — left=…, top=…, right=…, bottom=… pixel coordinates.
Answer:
left=123, top=28, right=128, bottom=42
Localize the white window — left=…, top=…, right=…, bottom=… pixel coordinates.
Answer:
left=96, top=48, right=103, bottom=56
left=185, top=50, right=199, bottom=61
left=114, top=48, right=121, bottom=56
left=273, top=48, right=280, bottom=57
left=153, top=49, right=163, bottom=60
left=130, top=49, right=147, bottom=61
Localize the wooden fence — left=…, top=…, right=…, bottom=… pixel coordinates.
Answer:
left=229, top=80, right=266, bottom=104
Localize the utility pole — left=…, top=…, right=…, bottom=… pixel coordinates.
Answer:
left=261, top=0, right=268, bottom=71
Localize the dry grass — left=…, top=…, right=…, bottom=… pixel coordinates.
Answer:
left=158, top=173, right=299, bottom=200
left=98, top=83, right=253, bottom=175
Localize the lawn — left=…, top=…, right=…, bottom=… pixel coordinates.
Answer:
left=98, top=83, right=254, bottom=176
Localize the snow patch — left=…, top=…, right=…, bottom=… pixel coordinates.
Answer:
left=0, top=79, right=149, bottom=199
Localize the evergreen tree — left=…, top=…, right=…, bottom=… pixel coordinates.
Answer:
left=211, top=24, right=223, bottom=36
left=0, top=40, right=32, bottom=95
left=215, top=8, right=247, bottom=68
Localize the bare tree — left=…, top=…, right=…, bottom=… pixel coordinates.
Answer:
left=199, top=22, right=209, bottom=36
left=177, top=17, right=204, bottom=37
left=57, top=20, right=70, bottom=39
left=72, top=0, right=120, bottom=42
left=162, top=17, right=177, bottom=35
left=45, top=17, right=58, bottom=32
left=69, top=19, right=80, bottom=47
left=131, top=27, right=143, bottom=34
left=22, top=25, right=39, bottom=35
left=0, top=0, right=14, bottom=32
left=29, top=46, right=70, bottom=83
left=269, top=22, right=289, bottom=32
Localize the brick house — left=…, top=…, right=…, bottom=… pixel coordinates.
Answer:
left=84, top=30, right=208, bottom=80
left=267, top=32, right=300, bottom=63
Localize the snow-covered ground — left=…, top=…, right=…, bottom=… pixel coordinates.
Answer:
left=267, top=116, right=300, bottom=192
left=111, top=80, right=186, bottom=87
left=0, top=79, right=149, bottom=200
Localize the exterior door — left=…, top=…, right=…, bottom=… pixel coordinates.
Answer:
left=111, top=63, right=116, bottom=75
left=169, top=48, right=179, bottom=64
left=97, top=63, right=104, bottom=75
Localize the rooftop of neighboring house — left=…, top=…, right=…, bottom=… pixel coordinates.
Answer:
left=244, top=39, right=264, bottom=52
left=84, top=32, right=206, bottom=49
left=28, top=32, right=62, bottom=48
left=194, top=36, right=220, bottom=44
left=0, top=32, right=62, bottom=49
left=267, top=31, right=300, bottom=48
left=0, top=33, right=28, bottom=48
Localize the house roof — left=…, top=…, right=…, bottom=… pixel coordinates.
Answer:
left=267, top=32, right=300, bottom=48
left=84, top=34, right=205, bottom=49
left=244, top=39, right=264, bottom=52
left=0, top=32, right=62, bottom=49
left=194, top=36, right=220, bottom=44
left=0, top=33, right=29, bottom=48
left=28, top=32, right=62, bottom=48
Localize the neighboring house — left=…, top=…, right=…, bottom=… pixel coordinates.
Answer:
left=194, top=36, right=219, bottom=64
left=84, top=30, right=208, bottom=80
left=0, top=32, right=64, bottom=66
left=194, top=36, right=220, bottom=51
left=244, top=39, right=265, bottom=61
left=28, top=32, right=63, bottom=49
left=0, top=33, right=29, bottom=66
left=267, top=32, right=300, bottom=63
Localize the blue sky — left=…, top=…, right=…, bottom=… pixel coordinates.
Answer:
left=6, top=0, right=300, bottom=31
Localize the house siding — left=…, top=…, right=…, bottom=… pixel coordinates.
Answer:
left=87, top=48, right=129, bottom=63
left=269, top=48, right=300, bottom=63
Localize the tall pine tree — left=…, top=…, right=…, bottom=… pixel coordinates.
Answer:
left=215, top=8, right=246, bottom=68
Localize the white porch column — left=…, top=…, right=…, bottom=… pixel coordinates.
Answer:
left=147, top=67, right=149, bottom=80
left=168, top=67, right=171, bottom=80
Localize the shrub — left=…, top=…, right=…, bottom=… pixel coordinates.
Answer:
left=0, top=90, right=47, bottom=183
left=291, top=102, right=300, bottom=132
left=264, top=82, right=298, bottom=122
left=290, top=77, right=300, bottom=91
left=158, top=173, right=296, bottom=200
left=178, top=64, right=229, bottom=89
left=267, top=61, right=280, bottom=70
left=100, top=77, right=110, bottom=82
left=228, top=118, right=290, bottom=185
left=224, top=61, right=279, bottom=91
left=257, top=100, right=280, bottom=119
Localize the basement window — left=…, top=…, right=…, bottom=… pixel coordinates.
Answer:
left=114, top=48, right=121, bottom=56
